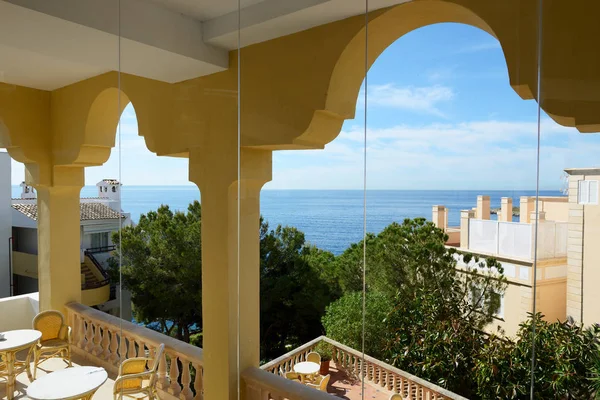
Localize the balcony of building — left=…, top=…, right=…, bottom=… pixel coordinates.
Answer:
left=1, top=1, right=600, bottom=399
left=0, top=294, right=464, bottom=400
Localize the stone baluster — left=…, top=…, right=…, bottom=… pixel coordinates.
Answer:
left=168, top=354, right=182, bottom=396
left=77, top=316, right=86, bottom=349
left=180, top=359, right=193, bottom=399
left=109, top=330, right=119, bottom=365
left=101, top=326, right=111, bottom=360
left=85, top=319, right=95, bottom=352
left=119, top=335, right=128, bottom=361
left=157, top=351, right=169, bottom=391
left=92, top=324, right=103, bottom=356
left=128, top=337, right=137, bottom=358
left=193, top=363, right=203, bottom=400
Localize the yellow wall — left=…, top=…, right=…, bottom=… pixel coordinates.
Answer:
left=12, top=251, right=38, bottom=279
left=581, top=174, right=600, bottom=325
left=538, top=197, right=569, bottom=222
left=81, top=284, right=110, bottom=307
left=491, top=282, right=524, bottom=338
left=537, top=279, right=567, bottom=323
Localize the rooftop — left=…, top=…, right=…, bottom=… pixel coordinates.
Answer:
left=11, top=202, right=122, bottom=221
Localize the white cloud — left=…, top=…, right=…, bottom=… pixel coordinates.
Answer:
left=265, top=118, right=596, bottom=191
left=455, top=41, right=502, bottom=54
left=360, top=84, right=454, bottom=117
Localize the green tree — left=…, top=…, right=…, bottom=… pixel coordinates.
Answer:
left=260, top=221, right=337, bottom=361
left=474, top=314, right=600, bottom=399
left=109, top=202, right=202, bottom=342
left=331, top=218, right=506, bottom=396
left=322, top=291, right=393, bottom=359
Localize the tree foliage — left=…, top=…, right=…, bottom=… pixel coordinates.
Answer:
left=474, top=314, right=600, bottom=399
left=109, top=202, right=202, bottom=342
left=260, top=220, right=337, bottom=361
left=322, top=291, right=392, bottom=359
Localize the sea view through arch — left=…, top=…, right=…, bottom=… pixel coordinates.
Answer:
left=13, top=186, right=560, bottom=255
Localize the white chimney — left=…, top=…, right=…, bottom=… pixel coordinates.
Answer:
left=96, top=179, right=121, bottom=202
left=20, top=181, right=36, bottom=199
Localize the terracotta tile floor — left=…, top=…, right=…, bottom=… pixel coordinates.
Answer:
left=326, top=363, right=393, bottom=400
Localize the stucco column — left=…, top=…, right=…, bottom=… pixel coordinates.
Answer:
left=476, top=195, right=490, bottom=220
left=27, top=165, right=84, bottom=312
left=432, top=205, right=447, bottom=230
left=520, top=197, right=535, bottom=223
left=190, top=147, right=272, bottom=400
left=500, top=197, right=513, bottom=222
left=460, top=209, right=475, bottom=249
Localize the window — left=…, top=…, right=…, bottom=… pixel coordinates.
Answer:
left=578, top=180, right=599, bottom=205
left=91, top=232, right=109, bottom=249
left=469, top=286, right=504, bottom=318
left=490, top=291, right=504, bottom=318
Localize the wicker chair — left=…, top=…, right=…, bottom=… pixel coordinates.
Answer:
left=306, top=352, right=321, bottom=364
left=32, top=310, right=72, bottom=379
left=284, top=371, right=301, bottom=381
left=306, top=374, right=330, bottom=392
left=113, top=343, right=165, bottom=400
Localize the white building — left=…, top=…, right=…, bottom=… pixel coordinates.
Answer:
left=7, top=173, right=132, bottom=318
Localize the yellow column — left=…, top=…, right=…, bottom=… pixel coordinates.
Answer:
left=476, top=195, right=490, bottom=220
left=432, top=205, right=447, bottom=230
left=520, top=197, right=535, bottom=223
left=500, top=197, right=513, bottom=222
left=190, top=147, right=272, bottom=400
left=460, top=209, right=475, bottom=249
left=28, top=165, right=84, bottom=312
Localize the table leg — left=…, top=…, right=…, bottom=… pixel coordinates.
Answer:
left=25, top=346, right=34, bottom=382
left=6, top=350, right=15, bottom=400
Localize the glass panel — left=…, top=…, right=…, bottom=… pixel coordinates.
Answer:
left=239, top=0, right=368, bottom=397
left=115, top=2, right=240, bottom=400
left=0, top=2, right=120, bottom=398
left=363, top=2, right=542, bottom=399
left=536, top=1, right=600, bottom=397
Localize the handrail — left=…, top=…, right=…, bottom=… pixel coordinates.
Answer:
left=66, top=302, right=203, bottom=400
left=261, top=336, right=467, bottom=400
left=243, top=367, right=333, bottom=400
left=321, top=337, right=468, bottom=400
left=83, top=251, right=110, bottom=279
left=85, top=245, right=116, bottom=254
left=261, top=336, right=323, bottom=374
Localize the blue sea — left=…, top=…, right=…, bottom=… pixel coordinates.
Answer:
left=11, top=186, right=561, bottom=255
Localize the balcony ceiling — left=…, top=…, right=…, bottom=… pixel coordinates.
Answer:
left=0, top=0, right=408, bottom=91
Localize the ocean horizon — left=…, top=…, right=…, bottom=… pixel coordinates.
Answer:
left=11, top=186, right=561, bottom=254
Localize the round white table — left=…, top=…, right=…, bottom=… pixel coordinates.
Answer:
left=27, top=366, right=108, bottom=400
left=0, top=329, right=41, bottom=400
left=293, top=361, right=320, bottom=383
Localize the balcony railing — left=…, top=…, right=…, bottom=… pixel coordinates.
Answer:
left=63, top=302, right=464, bottom=400
left=468, top=219, right=567, bottom=260
left=65, top=302, right=203, bottom=400
left=259, top=336, right=467, bottom=400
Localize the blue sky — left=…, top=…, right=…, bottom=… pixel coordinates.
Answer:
left=10, top=23, right=600, bottom=190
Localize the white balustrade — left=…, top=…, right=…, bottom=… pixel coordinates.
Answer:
left=258, top=336, right=466, bottom=400
left=66, top=302, right=203, bottom=400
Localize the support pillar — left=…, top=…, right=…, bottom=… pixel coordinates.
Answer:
left=460, top=209, right=475, bottom=249
left=432, top=205, right=447, bottom=230
left=500, top=197, right=513, bottom=222
left=520, top=196, right=535, bottom=223
left=27, top=165, right=84, bottom=312
left=476, top=195, right=490, bottom=220
left=190, top=147, right=272, bottom=400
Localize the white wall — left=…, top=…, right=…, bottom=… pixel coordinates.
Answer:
left=0, top=292, right=39, bottom=330
left=0, top=152, right=11, bottom=298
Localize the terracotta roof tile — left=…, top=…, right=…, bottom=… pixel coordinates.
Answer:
left=12, top=202, right=122, bottom=221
